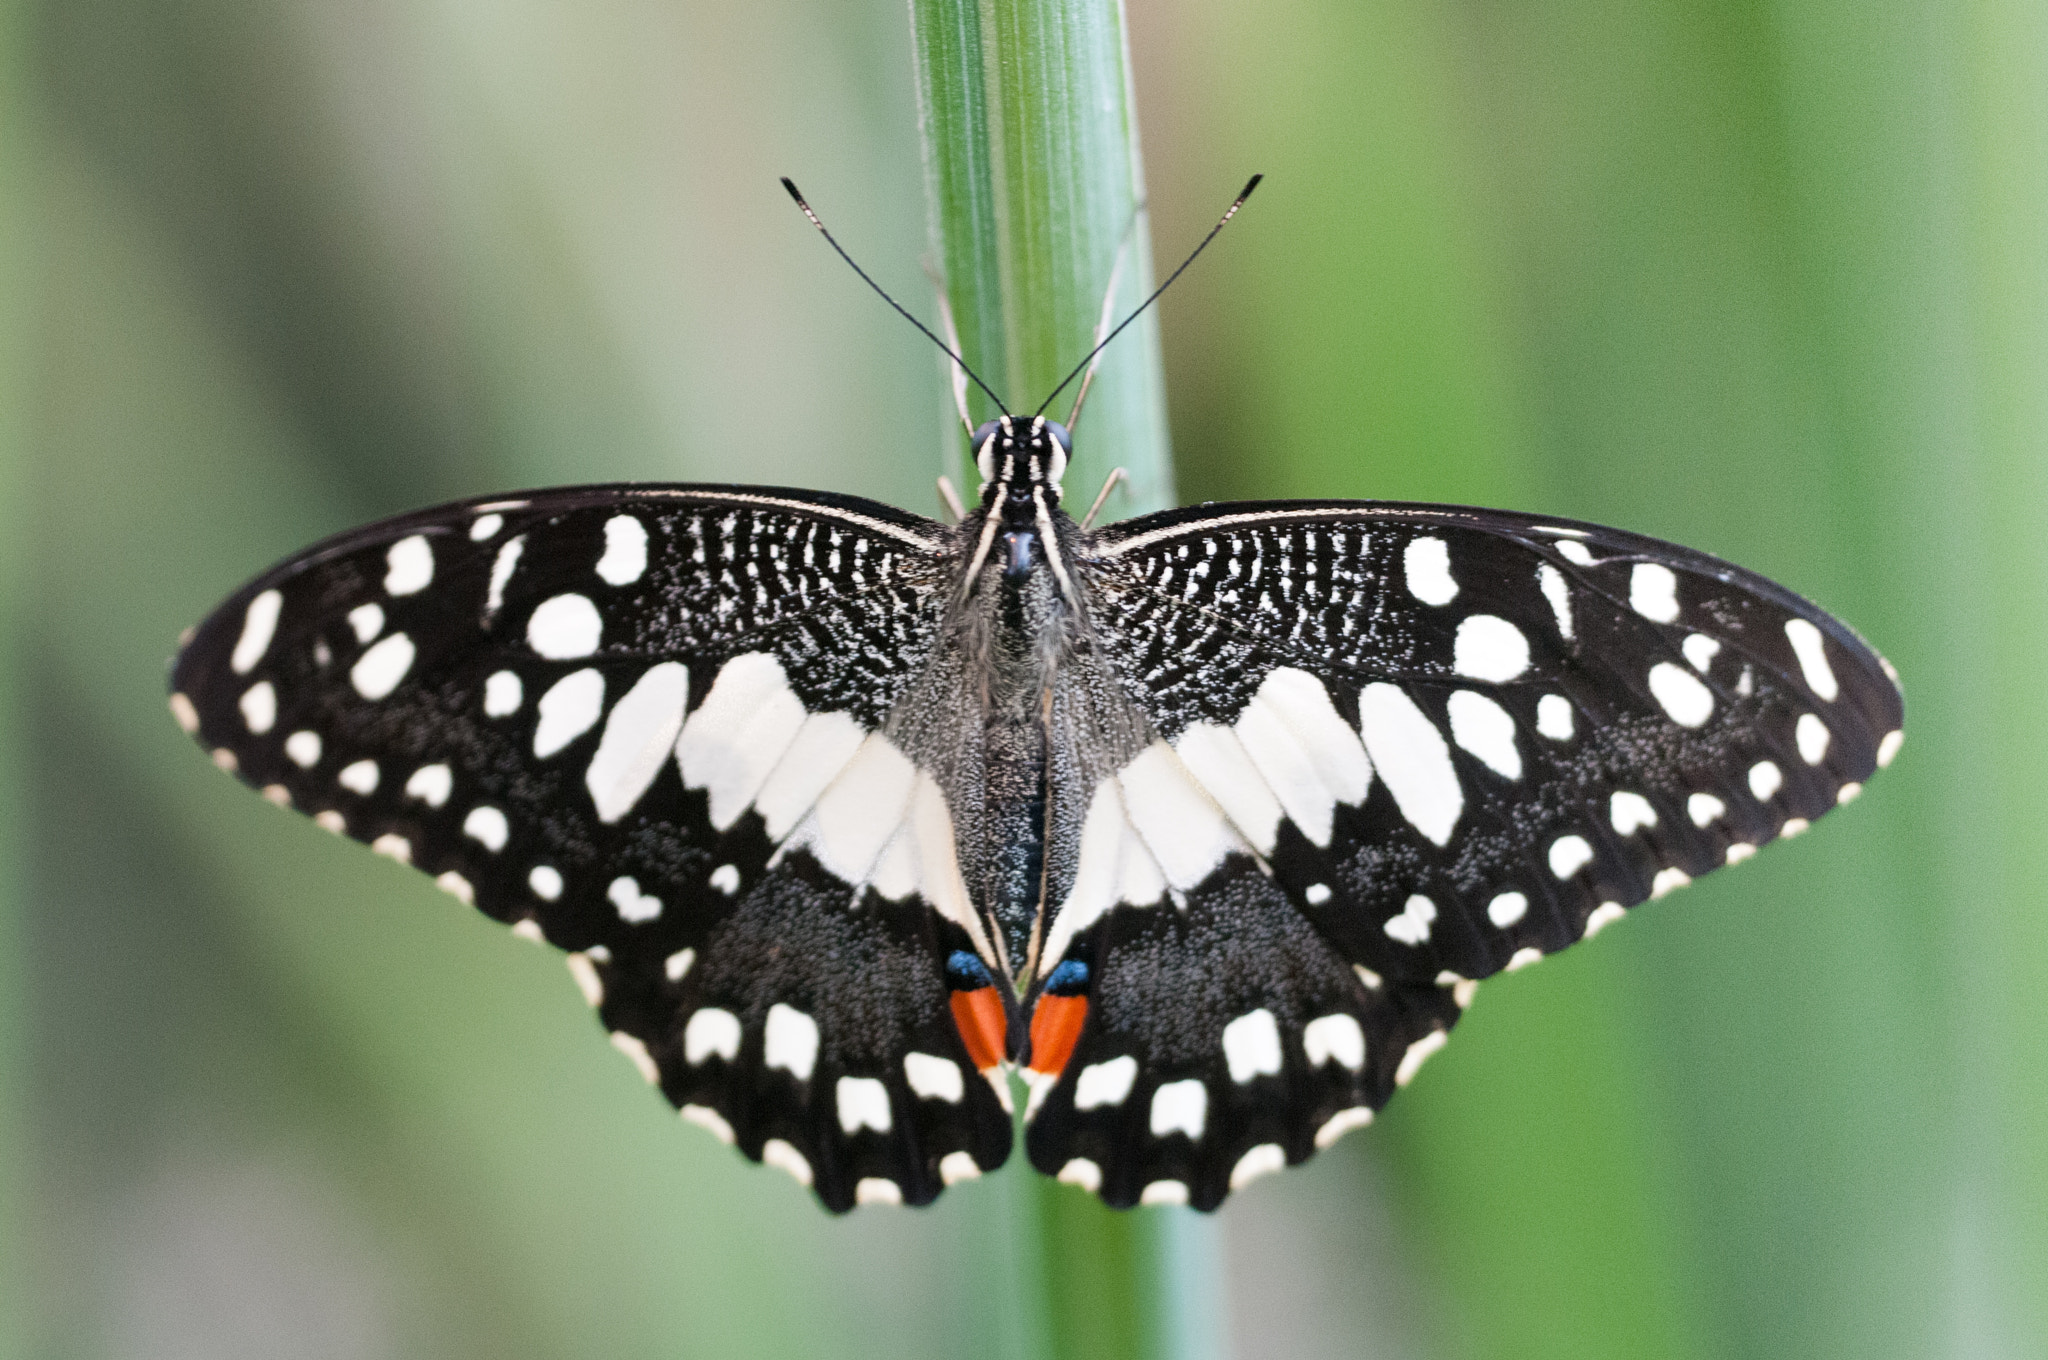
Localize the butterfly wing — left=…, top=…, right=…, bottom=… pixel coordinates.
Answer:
left=1023, top=500, right=1902, bottom=1208
left=170, top=485, right=1013, bottom=1210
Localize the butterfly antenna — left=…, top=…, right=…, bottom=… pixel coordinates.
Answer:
left=1034, top=174, right=1262, bottom=419
left=782, top=178, right=1008, bottom=414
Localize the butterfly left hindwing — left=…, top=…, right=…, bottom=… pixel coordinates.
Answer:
left=170, top=485, right=1014, bottom=1210
left=1015, top=501, right=1902, bottom=1208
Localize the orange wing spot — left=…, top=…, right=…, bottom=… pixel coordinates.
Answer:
left=1026, top=993, right=1088, bottom=1077
left=950, top=986, right=1008, bottom=1072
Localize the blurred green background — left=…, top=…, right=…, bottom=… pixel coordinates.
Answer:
left=5, top=0, right=2045, bottom=1356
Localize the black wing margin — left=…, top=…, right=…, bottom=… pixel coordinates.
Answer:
left=169, top=484, right=1012, bottom=1210
left=1022, top=499, right=1902, bottom=1209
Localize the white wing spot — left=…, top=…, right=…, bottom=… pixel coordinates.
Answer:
left=239, top=681, right=277, bottom=734
left=485, top=536, right=525, bottom=617
left=607, top=876, right=661, bottom=923
left=680, top=1104, right=734, bottom=1144
left=1727, top=842, right=1757, bottom=864
left=463, top=805, right=509, bottom=852
left=1780, top=817, right=1810, bottom=838
left=1149, top=1080, right=1208, bottom=1141
left=347, top=603, right=384, bottom=644
left=169, top=693, right=200, bottom=733
left=764, top=1003, right=820, bottom=1081
left=855, top=1178, right=903, bottom=1207
left=1487, top=891, right=1529, bottom=927
left=1447, top=690, right=1522, bottom=780
left=404, top=764, right=452, bottom=807
left=663, top=948, right=695, bottom=981
left=1689, top=792, right=1727, bottom=826
left=904, top=1052, right=964, bottom=1103
left=384, top=536, right=434, bottom=596
left=1556, top=539, right=1595, bottom=566
left=435, top=872, right=473, bottom=904
left=1395, top=1030, right=1448, bottom=1086
left=526, top=593, right=603, bottom=660
left=1837, top=782, right=1862, bottom=804
left=1354, top=964, right=1383, bottom=991
left=337, top=759, right=379, bottom=795
left=1876, top=730, right=1904, bottom=768
left=528, top=865, right=563, bottom=900
left=1506, top=947, right=1544, bottom=971
left=1536, top=694, right=1575, bottom=741
left=565, top=953, right=602, bottom=1005
left=369, top=833, right=411, bottom=863
left=1230, top=1144, right=1287, bottom=1191
left=1315, top=1107, right=1374, bottom=1149
left=1538, top=564, right=1573, bottom=641
left=709, top=864, right=741, bottom=895
left=1403, top=536, right=1458, bottom=605
left=510, top=918, right=545, bottom=943
left=1796, top=713, right=1831, bottom=765
left=1384, top=893, right=1437, bottom=945
left=1630, top=562, right=1680, bottom=622
left=1303, top=1014, right=1365, bottom=1071
left=1610, top=791, right=1657, bottom=835
left=596, top=515, right=649, bottom=585
left=1357, top=683, right=1463, bottom=846
left=1648, top=662, right=1714, bottom=727
left=1222, top=1009, right=1283, bottom=1083
left=212, top=748, right=239, bottom=772
left=262, top=784, right=290, bottom=806
left=1749, top=760, right=1783, bottom=801
left=285, top=730, right=322, bottom=767
left=1058, top=1159, right=1103, bottom=1191
left=1453, top=614, right=1531, bottom=682
left=584, top=662, right=689, bottom=821
left=684, top=1008, right=741, bottom=1065
left=1549, top=834, right=1594, bottom=879
left=231, top=590, right=283, bottom=674
left=762, top=1139, right=812, bottom=1187
left=1140, top=1181, right=1191, bottom=1206
left=350, top=633, right=415, bottom=700
left=836, top=1076, right=892, bottom=1134
left=483, top=670, right=523, bottom=717
left=1075, top=1055, right=1139, bottom=1109
left=1784, top=618, right=1839, bottom=701
left=1304, top=882, right=1332, bottom=906
left=469, top=513, right=503, bottom=541
left=314, top=810, right=345, bottom=834
left=1650, top=867, right=1692, bottom=898
left=610, top=1032, right=659, bottom=1084
left=1683, top=633, right=1721, bottom=672
left=1584, top=902, right=1627, bottom=937
left=534, top=669, right=605, bottom=758
left=940, top=1151, right=982, bottom=1185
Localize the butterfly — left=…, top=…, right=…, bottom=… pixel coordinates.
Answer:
left=167, top=183, right=1904, bottom=1213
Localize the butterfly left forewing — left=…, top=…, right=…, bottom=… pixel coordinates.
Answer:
left=1019, top=500, right=1902, bottom=1206
left=171, top=485, right=1013, bottom=1208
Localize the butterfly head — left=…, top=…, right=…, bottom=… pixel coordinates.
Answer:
left=972, top=415, right=1071, bottom=514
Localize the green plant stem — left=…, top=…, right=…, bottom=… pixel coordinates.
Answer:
left=909, top=0, right=1173, bottom=518
left=907, top=3, right=1205, bottom=1359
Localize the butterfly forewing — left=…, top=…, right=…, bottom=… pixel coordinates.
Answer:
left=170, top=485, right=1015, bottom=1210
left=1013, top=501, right=1902, bottom=1207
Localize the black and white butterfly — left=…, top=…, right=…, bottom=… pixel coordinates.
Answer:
left=168, top=185, right=1903, bottom=1213
left=168, top=434, right=1903, bottom=1211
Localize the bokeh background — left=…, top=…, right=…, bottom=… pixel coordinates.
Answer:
left=5, top=0, right=2045, bottom=1356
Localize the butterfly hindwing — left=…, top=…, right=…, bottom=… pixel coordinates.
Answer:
left=1015, top=500, right=1902, bottom=1205
left=170, top=484, right=1014, bottom=1207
